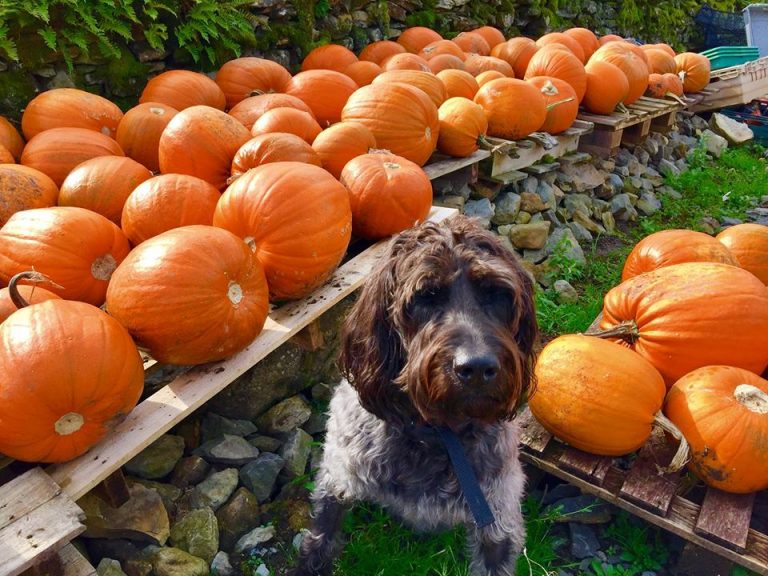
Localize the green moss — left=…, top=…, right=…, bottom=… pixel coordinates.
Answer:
left=368, top=1, right=391, bottom=37
left=105, top=48, right=149, bottom=110
left=0, top=69, right=38, bottom=121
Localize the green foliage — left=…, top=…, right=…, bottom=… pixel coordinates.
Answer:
left=602, top=512, right=669, bottom=573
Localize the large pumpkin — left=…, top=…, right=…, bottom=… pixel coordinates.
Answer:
left=397, top=27, right=443, bottom=54
left=107, top=225, right=269, bottom=365
left=530, top=334, right=669, bottom=456
left=284, top=70, right=359, bottom=126
left=20, top=127, right=125, bottom=187
left=675, top=52, right=711, bottom=93
left=251, top=108, right=323, bottom=144
left=231, top=133, right=322, bottom=178
left=301, top=44, right=358, bottom=72
left=312, top=122, right=377, bottom=179
left=228, top=93, right=315, bottom=131
left=121, top=174, right=221, bottom=246
left=717, top=223, right=768, bottom=285
left=428, top=54, right=467, bottom=74
left=474, top=78, right=546, bottom=140
left=621, top=229, right=737, bottom=281
left=564, top=28, right=600, bottom=61
left=140, top=70, right=226, bottom=111
left=359, top=40, right=406, bottom=65
left=341, top=83, right=439, bottom=166
left=491, top=37, right=538, bottom=79
left=589, top=43, right=648, bottom=105
left=452, top=32, right=491, bottom=56
left=437, top=97, right=489, bottom=157
left=464, top=55, right=515, bottom=77
left=665, top=366, right=768, bottom=494
left=0, top=116, right=24, bottom=161
left=470, top=26, right=506, bottom=50
left=536, top=32, right=585, bottom=62
left=58, top=156, right=152, bottom=225
left=0, top=271, right=61, bottom=324
left=583, top=60, right=629, bottom=115
left=372, top=70, right=448, bottom=107
left=116, top=102, right=179, bottom=173
left=0, top=206, right=130, bottom=305
left=0, top=289, right=143, bottom=462
left=214, top=162, right=352, bottom=301
left=381, top=53, right=432, bottom=72
left=158, top=105, right=251, bottom=190
left=343, top=61, right=382, bottom=87
left=527, top=77, right=578, bottom=134
left=419, top=40, right=467, bottom=62
left=0, top=146, right=13, bottom=164
left=0, top=165, right=59, bottom=228
left=340, top=153, right=432, bottom=240
left=645, top=48, right=677, bottom=75
left=215, top=57, right=292, bottom=109
left=21, top=88, right=123, bottom=140
left=524, top=45, right=586, bottom=102
left=599, top=262, right=768, bottom=385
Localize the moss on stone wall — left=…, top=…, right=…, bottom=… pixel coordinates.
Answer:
left=0, top=69, right=38, bottom=116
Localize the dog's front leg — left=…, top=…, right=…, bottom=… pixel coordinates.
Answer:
left=291, top=489, right=349, bottom=576
left=467, top=520, right=525, bottom=576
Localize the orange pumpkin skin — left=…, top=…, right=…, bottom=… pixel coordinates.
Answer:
left=0, top=116, right=24, bottom=161
left=527, top=77, right=578, bottom=134
left=228, top=94, right=314, bottom=131
left=340, top=153, right=432, bottom=240
left=0, top=146, right=13, bottom=164
left=0, top=284, right=61, bottom=324
left=311, top=122, right=377, bottom=179
left=108, top=225, right=269, bottom=364
left=301, top=44, right=358, bottom=72
left=285, top=70, right=359, bottom=127
left=251, top=108, right=323, bottom=145
left=116, top=102, right=179, bottom=173
left=214, top=162, right=352, bottom=301
left=0, top=165, right=59, bottom=228
left=437, top=69, right=480, bottom=99
left=20, top=127, right=125, bottom=187
left=590, top=43, right=649, bottom=105
left=158, top=105, right=251, bottom=190
left=373, top=70, right=448, bottom=107
left=476, top=70, right=506, bottom=87
left=58, top=156, right=152, bottom=225
left=341, top=83, right=439, bottom=166
left=492, top=37, right=539, bottom=79
left=0, top=206, right=130, bottom=306
left=381, top=53, right=432, bottom=72
left=529, top=334, right=666, bottom=456
left=464, top=55, right=515, bottom=77
left=140, top=70, right=226, bottom=111
left=428, top=54, right=466, bottom=73
left=524, top=45, right=587, bottom=102
left=215, top=57, right=292, bottom=109
left=665, top=366, right=768, bottom=493
left=536, top=32, right=586, bottom=62
left=474, top=78, right=546, bottom=140
left=397, top=27, right=443, bottom=54
left=0, top=299, right=143, bottom=462
left=343, top=61, right=381, bottom=86
left=420, top=40, right=467, bottom=62
left=646, top=73, right=667, bottom=98
left=645, top=49, right=677, bottom=75
left=662, top=73, right=684, bottom=97
left=645, top=43, right=676, bottom=57
left=564, top=28, right=600, bottom=61
left=583, top=60, right=629, bottom=114
left=622, top=229, right=737, bottom=282
left=453, top=32, right=491, bottom=56
left=121, top=174, right=220, bottom=245
left=675, top=52, right=711, bottom=93
left=600, top=34, right=624, bottom=45
left=437, top=97, right=488, bottom=157
left=232, top=133, right=322, bottom=177
left=717, top=223, right=768, bottom=285
left=359, top=40, right=406, bottom=65
left=470, top=26, right=506, bottom=50
left=21, top=88, right=123, bottom=141
left=600, top=262, right=768, bottom=386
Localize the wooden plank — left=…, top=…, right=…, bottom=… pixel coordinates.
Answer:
left=46, top=207, right=458, bottom=501
left=619, top=434, right=680, bottom=516
left=558, top=447, right=605, bottom=480
left=292, top=319, right=325, bottom=351
left=621, top=118, right=652, bottom=146
left=21, top=543, right=95, bottom=576
left=92, top=470, right=130, bottom=508
left=523, top=162, right=560, bottom=175
left=517, top=407, right=552, bottom=453
left=489, top=129, right=583, bottom=175
left=424, top=149, right=491, bottom=181
left=485, top=170, right=527, bottom=184
left=0, top=468, right=61, bottom=530
left=695, top=489, right=756, bottom=553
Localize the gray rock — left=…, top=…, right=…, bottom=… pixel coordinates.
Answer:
left=127, top=478, right=182, bottom=515
left=562, top=194, right=592, bottom=219
left=433, top=194, right=465, bottom=212
left=96, top=558, right=127, bottom=576
left=303, top=412, right=328, bottom=435
left=464, top=198, right=495, bottom=228
left=542, top=208, right=565, bottom=229
left=643, top=136, right=660, bottom=158
left=635, top=147, right=651, bottom=166
left=279, top=429, right=314, bottom=481
left=710, top=112, right=754, bottom=144
left=637, top=191, right=662, bottom=216
left=47, top=69, right=76, bottom=89
left=515, top=210, right=532, bottom=224
left=197, top=468, right=239, bottom=511
left=201, top=413, right=257, bottom=444
left=537, top=181, right=558, bottom=208
left=491, top=192, right=522, bottom=225
left=151, top=547, right=208, bottom=576
left=656, top=185, right=682, bottom=200
left=608, top=173, right=625, bottom=192
left=658, top=158, right=681, bottom=178
left=138, top=48, right=168, bottom=62
left=521, top=176, right=539, bottom=194
left=601, top=211, right=617, bottom=234
left=234, top=525, right=276, bottom=555
left=211, top=551, right=235, bottom=576
left=216, top=487, right=261, bottom=552
left=614, top=165, right=630, bottom=178
left=507, top=221, right=551, bottom=250
left=567, top=221, right=593, bottom=244
left=240, top=453, right=286, bottom=502
left=547, top=228, right=586, bottom=266
left=170, top=456, right=210, bottom=489
left=256, top=395, right=312, bottom=435
left=169, top=507, right=219, bottom=564
left=627, top=158, right=643, bottom=177
left=615, top=148, right=634, bottom=167
left=125, top=435, right=185, bottom=480
left=720, top=217, right=744, bottom=227
left=611, top=194, right=638, bottom=222
left=310, top=382, right=334, bottom=403
left=698, top=216, right=720, bottom=235
left=700, top=129, right=728, bottom=158
left=560, top=161, right=604, bottom=192
left=195, top=434, right=260, bottom=466
left=520, top=191, right=547, bottom=213
left=570, top=523, right=601, bottom=559
left=553, top=280, right=579, bottom=303
left=541, top=483, right=581, bottom=506
left=249, top=435, right=283, bottom=453
left=571, top=211, right=604, bottom=234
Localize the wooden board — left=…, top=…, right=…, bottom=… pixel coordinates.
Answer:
left=21, top=545, right=96, bottom=576
left=695, top=490, right=756, bottom=552
left=424, top=149, right=491, bottom=181
left=46, top=206, right=458, bottom=501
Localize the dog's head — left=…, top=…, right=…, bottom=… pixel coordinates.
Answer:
left=339, top=215, right=538, bottom=429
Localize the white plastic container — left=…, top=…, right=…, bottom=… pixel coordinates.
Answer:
left=744, top=4, right=768, bottom=57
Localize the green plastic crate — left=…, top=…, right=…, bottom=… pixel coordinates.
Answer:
left=700, top=46, right=760, bottom=69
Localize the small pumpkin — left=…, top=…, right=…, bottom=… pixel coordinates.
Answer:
left=452, top=32, right=491, bottom=56
left=600, top=34, right=624, bottom=45
left=662, top=73, right=685, bottom=97
left=470, top=26, right=506, bottom=50
left=231, top=133, right=322, bottom=178
left=228, top=93, right=315, bottom=131
left=716, top=223, right=768, bottom=285
left=21, top=88, right=123, bottom=140
left=312, top=122, right=377, bottom=179
left=464, top=55, right=515, bottom=77
left=536, top=32, right=586, bottom=62
left=437, top=97, right=489, bottom=157
left=301, top=44, right=358, bottom=72
left=437, top=69, right=480, bottom=99
left=0, top=164, right=59, bottom=228
left=0, top=116, right=24, bottom=161
left=381, top=53, right=432, bottom=72
left=583, top=60, right=629, bottom=115
left=429, top=54, right=467, bottom=73
left=397, top=27, right=443, bottom=54
left=474, top=78, right=546, bottom=140
left=343, top=61, right=381, bottom=86
left=251, top=108, right=323, bottom=145
left=116, top=102, right=179, bottom=173
left=359, top=40, right=407, bottom=65
left=675, top=52, right=711, bottom=93
left=372, top=70, right=447, bottom=107
left=524, top=45, right=587, bottom=102
left=285, top=70, right=359, bottom=127
left=0, top=271, right=62, bottom=324
left=527, top=77, right=578, bottom=134
left=564, top=28, right=600, bottom=61
left=646, top=73, right=667, bottom=98
left=419, top=40, right=467, bottom=62
left=140, top=70, right=226, bottom=111
left=215, top=57, right=292, bottom=109
left=491, top=37, right=538, bottom=79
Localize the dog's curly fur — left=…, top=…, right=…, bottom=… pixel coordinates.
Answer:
left=292, top=215, right=539, bottom=576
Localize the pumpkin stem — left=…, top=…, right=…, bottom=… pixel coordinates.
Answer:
left=616, top=103, right=631, bottom=116
left=477, top=134, right=494, bottom=150
left=666, top=92, right=686, bottom=105
left=8, top=271, right=63, bottom=310
left=734, top=384, right=768, bottom=414
left=540, top=80, right=559, bottom=97
left=545, top=96, right=575, bottom=111
left=652, top=412, right=690, bottom=474
left=583, top=320, right=640, bottom=343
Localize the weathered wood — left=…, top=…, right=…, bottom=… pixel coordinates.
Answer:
left=523, top=162, right=560, bottom=175
left=22, top=545, right=96, bottom=576
left=621, top=118, right=652, bottom=146
left=517, top=407, right=552, bottom=453
left=695, top=489, right=756, bottom=553
left=92, top=470, right=130, bottom=508
left=423, top=149, right=491, bottom=181
left=292, top=319, right=325, bottom=351
left=558, top=447, right=607, bottom=481
left=579, top=128, right=624, bottom=158
left=0, top=468, right=61, bottom=530
left=619, top=433, right=680, bottom=515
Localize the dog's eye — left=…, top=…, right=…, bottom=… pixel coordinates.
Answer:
left=478, top=285, right=512, bottom=308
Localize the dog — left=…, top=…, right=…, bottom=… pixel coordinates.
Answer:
left=292, top=215, right=539, bottom=576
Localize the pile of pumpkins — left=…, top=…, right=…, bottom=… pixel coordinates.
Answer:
left=530, top=225, right=768, bottom=495
left=0, top=23, right=711, bottom=466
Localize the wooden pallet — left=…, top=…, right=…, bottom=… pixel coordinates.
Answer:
left=577, top=96, right=686, bottom=157
left=691, top=56, right=768, bottom=113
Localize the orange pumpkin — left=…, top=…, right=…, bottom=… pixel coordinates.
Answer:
left=536, top=32, right=586, bottom=62
left=646, top=73, right=667, bottom=98
left=437, top=97, right=489, bottom=157
left=397, top=27, right=443, bottom=54
left=452, top=32, right=491, bottom=56
left=116, top=102, right=179, bottom=173
left=0, top=116, right=24, bottom=161
left=158, top=105, right=251, bottom=190
left=470, top=26, right=506, bottom=50
left=121, top=174, right=221, bottom=245
left=717, top=223, right=768, bottom=285
left=600, top=262, right=768, bottom=385
left=20, top=127, right=125, bottom=187
left=215, top=57, right=292, bottom=109
left=0, top=165, right=59, bottom=228
left=231, top=133, right=322, bottom=178
left=381, top=53, right=432, bottom=72
left=419, top=40, right=467, bottom=62
left=140, top=70, right=226, bottom=111
left=0, top=285, right=143, bottom=463
left=341, top=83, right=439, bottom=166
left=530, top=334, right=667, bottom=456
left=437, top=69, right=480, bottom=99
left=251, top=108, right=323, bottom=144
left=343, top=61, right=381, bottom=86
left=583, top=60, right=629, bottom=115
left=57, top=156, right=152, bottom=225
left=527, top=77, right=578, bottom=134
left=675, top=52, right=711, bottom=93
left=301, top=44, right=358, bottom=72
left=21, top=88, right=123, bottom=140
left=464, top=55, right=514, bottom=77
left=312, top=122, right=377, bottom=179
left=662, top=73, right=684, bottom=97
left=524, top=45, right=587, bottom=102
left=665, top=366, right=768, bottom=494
left=285, top=70, right=359, bottom=126
left=228, top=93, right=315, bottom=131
left=475, top=70, right=506, bottom=87
left=474, top=78, right=546, bottom=139
left=428, top=54, right=467, bottom=73
left=564, top=28, right=600, bottom=61
left=359, top=40, right=407, bottom=65
left=214, top=162, right=352, bottom=301
left=0, top=271, right=62, bottom=324
left=600, top=34, right=624, bottom=45
left=0, top=146, right=13, bottom=164
left=372, top=70, right=447, bottom=107
left=590, top=43, right=648, bottom=105
left=621, top=229, right=737, bottom=281
left=340, top=153, right=432, bottom=240
left=0, top=206, right=130, bottom=305
left=491, top=37, right=538, bottom=79
left=645, top=48, right=677, bottom=75
left=644, top=43, right=676, bottom=57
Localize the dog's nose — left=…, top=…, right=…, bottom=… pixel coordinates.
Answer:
left=454, top=353, right=499, bottom=386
